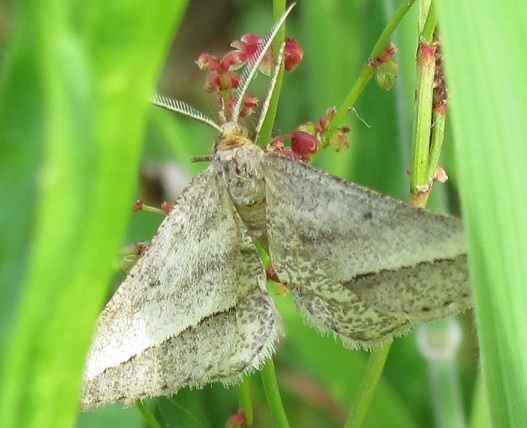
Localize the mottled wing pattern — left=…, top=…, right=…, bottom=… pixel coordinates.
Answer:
left=262, top=153, right=470, bottom=350
left=82, top=167, right=282, bottom=409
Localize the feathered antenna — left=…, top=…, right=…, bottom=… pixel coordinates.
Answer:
left=231, top=3, right=296, bottom=124
left=152, top=95, right=222, bottom=132
left=152, top=3, right=295, bottom=136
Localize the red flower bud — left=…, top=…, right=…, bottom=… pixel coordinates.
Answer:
left=291, top=131, right=318, bottom=161
left=284, top=38, right=303, bottom=71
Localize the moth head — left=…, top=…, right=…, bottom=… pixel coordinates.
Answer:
left=215, top=121, right=252, bottom=152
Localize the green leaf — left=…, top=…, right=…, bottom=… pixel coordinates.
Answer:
left=0, top=1, right=188, bottom=428
left=436, top=1, right=527, bottom=426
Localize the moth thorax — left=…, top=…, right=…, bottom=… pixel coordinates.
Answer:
left=221, top=145, right=266, bottom=209
left=216, top=122, right=252, bottom=151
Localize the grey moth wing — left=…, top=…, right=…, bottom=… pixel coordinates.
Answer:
left=82, top=167, right=282, bottom=409
left=262, top=153, right=470, bottom=350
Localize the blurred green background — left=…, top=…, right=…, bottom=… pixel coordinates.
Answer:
left=2, top=0, right=527, bottom=427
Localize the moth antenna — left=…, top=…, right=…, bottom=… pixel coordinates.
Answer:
left=231, top=2, right=296, bottom=124
left=152, top=94, right=223, bottom=133
left=190, top=155, right=214, bottom=163
left=254, top=41, right=286, bottom=145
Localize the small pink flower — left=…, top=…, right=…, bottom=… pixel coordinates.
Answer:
left=239, top=93, right=259, bottom=117
left=231, top=33, right=262, bottom=57
left=222, top=70, right=240, bottom=90
left=328, top=130, right=349, bottom=152
left=195, top=53, right=220, bottom=71
left=204, top=71, right=221, bottom=92
left=221, top=50, right=247, bottom=71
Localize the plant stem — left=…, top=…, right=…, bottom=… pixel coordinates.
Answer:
left=238, top=375, right=254, bottom=425
left=343, top=342, right=392, bottom=428
left=261, top=358, right=290, bottom=428
left=257, top=0, right=287, bottom=147
left=427, top=108, right=446, bottom=182
left=410, top=41, right=436, bottom=206
left=136, top=402, right=163, bottom=428
left=409, top=0, right=438, bottom=208
left=327, top=0, right=416, bottom=136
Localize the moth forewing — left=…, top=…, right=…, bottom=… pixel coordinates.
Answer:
left=261, top=153, right=470, bottom=350
left=82, top=168, right=282, bottom=409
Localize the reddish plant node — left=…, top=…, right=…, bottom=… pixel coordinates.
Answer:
left=134, top=242, right=148, bottom=257
left=417, top=43, right=435, bottom=59
left=266, top=266, right=281, bottom=283
left=223, top=70, right=240, bottom=90
left=132, top=200, right=144, bottom=213
left=160, top=201, right=174, bottom=214
left=242, top=93, right=258, bottom=109
left=370, top=43, right=397, bottom=68
left=225, top=408, right=248, bottom=428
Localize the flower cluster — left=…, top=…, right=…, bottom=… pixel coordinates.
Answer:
left=195, top=31, right=350, bottom=164
left=196, top=34, right=303, bottom=121
left=267, top=107, right=350, bottom=163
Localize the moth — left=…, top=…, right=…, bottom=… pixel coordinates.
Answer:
left=82, top=4, right=471, bottom=409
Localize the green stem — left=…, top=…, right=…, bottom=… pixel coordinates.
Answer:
left=261, top=358, right=290, bottom=428
left=343, top=342, right=392, bottom=428
left=421, top=1, right=438, bottom=44
left=257, top=0, right=287, bottom=147
left=327, top=0, right=416, bottom=136
left=136, top=402, right=163, bottom=428
left=410, top=1, right=438, bottom=207
left=427, top=108, right=446, bottom=182
left=238, top=375, right=254, bottom=425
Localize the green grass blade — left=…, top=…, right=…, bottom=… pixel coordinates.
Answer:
left=436, top=1, right=527, bottom=426
left=0, top=1, right=188, bottom=428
